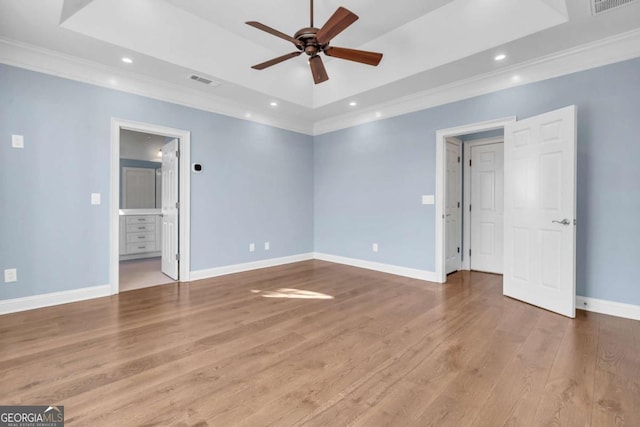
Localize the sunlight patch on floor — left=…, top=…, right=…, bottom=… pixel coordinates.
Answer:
left=251, top=288, right=334, bottom=300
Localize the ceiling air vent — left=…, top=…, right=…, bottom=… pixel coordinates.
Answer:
left=188, top=74, right=219, bottom=86
left=591, top=0, right=638, bottom=15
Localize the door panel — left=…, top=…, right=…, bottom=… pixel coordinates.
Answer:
left=470, top=142, right=504, bottom=274
left=503, top=106, right=576, bottom=318
left=445, top=139, right=462, bottom=274
left=161, top=138, right=179, bottom=280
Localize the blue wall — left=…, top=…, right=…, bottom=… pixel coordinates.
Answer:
left=0, top=64, right=314, bottom=300
left=315, top=57, right=640, bottom=306
left=461, top=129, right=504, bottom=141
left=2, top=58, right=640, bottom=307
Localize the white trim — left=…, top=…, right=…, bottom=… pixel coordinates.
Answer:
left=2, top=28, right=639, bottom=137
left=0, top=285, right=110, bottom=315
left=190, top=253, right=314, bottom=281
left=313, top=28, right=640, bottom=135
left=577, top=296, right=640, bottom=321
left=444, top=137, right=463, bottom=274
left=110, top=118, right=191, bottom=295
left=314, top=253, right=438, bottom=282
left=461, top=137, right=505, bottom=271
left=0, top=38, right=313, bottom=136
left=435, top=117, right=515, bottom=283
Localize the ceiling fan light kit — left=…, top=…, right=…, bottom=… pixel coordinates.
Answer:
left=246, top=0, right=383, bottom=84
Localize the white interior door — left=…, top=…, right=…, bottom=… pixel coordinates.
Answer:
left=445, top=139, right=462, bottom=274
left=503, top=106, right=576, bottom=318
left=470, top=142, right=504, bottom=274
left=161, top=138, right=179, bottom=280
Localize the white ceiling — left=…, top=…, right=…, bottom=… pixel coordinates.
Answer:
left=1, top=0, right=640, bottom=131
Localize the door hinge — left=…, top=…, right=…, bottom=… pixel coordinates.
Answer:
left=175, top=202, right=180, bottom=209
left=176, top=253, right=180, bottom=261
left=469, top=204, right=472, bottom=212
left=469, top=249, right=472, bottom=256
left=457, top=156, right=460, bottom=163
left=457, top=247, right=460, bottom=253
left=469, top=159, right=472, bottom=167
left=458, top=202, right=460, bottom=208
left=176, top=150, right=180, bottom=158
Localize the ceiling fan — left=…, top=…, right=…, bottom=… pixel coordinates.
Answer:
left=246, top=0, right=383, bottom=84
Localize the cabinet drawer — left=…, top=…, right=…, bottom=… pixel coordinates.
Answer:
left=126, top=232, right=155, bottom=243
left=126, top=215, right=156, bottom=224
left=126, top=223, right=156, bottom=233
left=126, top=242, right=156, bottom=254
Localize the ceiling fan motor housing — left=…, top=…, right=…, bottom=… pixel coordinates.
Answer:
left=294, top=27, right=328, bottom=56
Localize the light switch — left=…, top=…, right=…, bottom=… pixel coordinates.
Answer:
left=91, top=193, right=101, bottom=205
left=4, top=268, right=17, bottom=283
left=249, top=243, right=255, bottom=252
left=11, top=134, right=24, bottom=148
left=422, top=195, right=435, bottom=205
left=264, top=241, right=270, bottom=251
left=372, top=243, right=379, bottom=253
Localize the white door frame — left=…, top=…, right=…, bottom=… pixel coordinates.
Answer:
left=461, top=136, right=504, bottom=271
left=435, top=117, right=515, bottom=283
left=110, top=118, right=191, bottom=294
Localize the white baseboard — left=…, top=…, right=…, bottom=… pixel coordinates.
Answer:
left=313, top=252, right=438, bottom=282
left=576, top=296, right=640, bottom=321
left=190, top=253, right=315, bottom=281
left=0, top=285, right=111, bottom=315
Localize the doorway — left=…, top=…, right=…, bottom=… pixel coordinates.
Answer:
left=435, top=117, right=515, bottom=282
left=110, top=119, right=191, bottom=295
left=436, top=107, right=577, bottom=318
left=443, top=132, right=505, bottom=276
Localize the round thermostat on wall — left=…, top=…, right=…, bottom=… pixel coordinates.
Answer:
left=192, top=163, right=203, bottom=173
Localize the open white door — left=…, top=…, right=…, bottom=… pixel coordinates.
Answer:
left=445, top=138, right=462, bottom=274
left=161, top=138, right=179, bottom=280
left=503, top=106, right=577, bottom=318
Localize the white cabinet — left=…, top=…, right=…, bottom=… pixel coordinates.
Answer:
left=119, top=214, right=162, bottom=260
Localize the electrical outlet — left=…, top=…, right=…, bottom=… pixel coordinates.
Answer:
left=91, top=193, right=101, bottom=205
left=4, top=268, right=17, bottom=283
left=264, top=241, right=270, bottom=251
left=372, top=243, right=379, bottom=253
left=249, top=243, right=255, bottom=252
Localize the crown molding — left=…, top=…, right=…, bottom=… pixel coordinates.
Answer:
left=0, top=38, right=314, bottom=135
left=313, top=28, right=640, bottom=135
left=2, top=28, right=640, bottom=137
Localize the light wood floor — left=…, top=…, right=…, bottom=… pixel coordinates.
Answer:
left=1, top=260, right=639, bottom=426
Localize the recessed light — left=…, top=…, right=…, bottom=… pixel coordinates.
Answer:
left=245, top=112, right=252, bottom=118
left=121, top=57, right=133, bottom=64
left=108, top=78, right=118, bottom=86
left=270, top=101, right=278, bottom=107
left=375, top=112, right=382, bottom=118
left=512, top=75, right=521, bottom=82
left=494, top=54, right=507, bottom=61
left=349, top=101, right=357, bottom=107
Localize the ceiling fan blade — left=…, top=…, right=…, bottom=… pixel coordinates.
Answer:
left=246, top=21, right=303, bottom=48
left=251, top=52, right=302, bottom=70
left=324, top=47, right=383, bottom=66
left=309, top=55, right=329, bottom=84
left=316, top=7, right=358, bottom=46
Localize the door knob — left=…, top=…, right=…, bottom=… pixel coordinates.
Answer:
left=552, top=219, right=571, bottom=225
